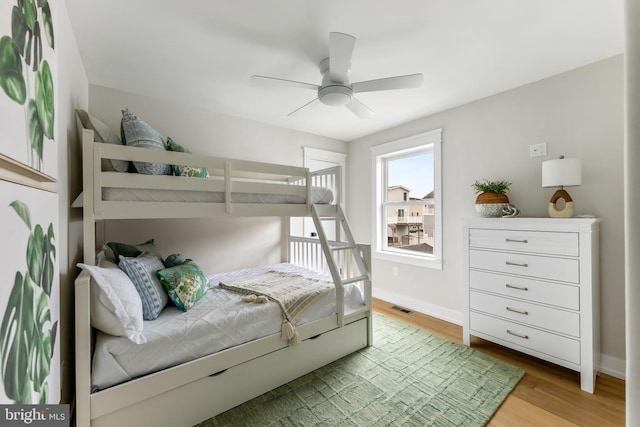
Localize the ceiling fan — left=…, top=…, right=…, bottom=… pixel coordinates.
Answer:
left=252, top=32, right=424, bottom=118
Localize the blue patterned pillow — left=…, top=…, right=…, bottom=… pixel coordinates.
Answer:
left=157, top=262, right=209, bottom=311
left=120, top=108, right=171, bottom=175
left=118, top=251, right=169, bottom=320
left=166, top=137, right=209, bottom=178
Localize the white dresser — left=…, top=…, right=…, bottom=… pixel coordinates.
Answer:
left=462, top=217, right=600, bottom=393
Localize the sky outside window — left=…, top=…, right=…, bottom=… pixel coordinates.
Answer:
left=387, top=152, right=433, bottom=198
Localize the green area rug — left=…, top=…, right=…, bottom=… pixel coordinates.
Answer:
left=196, top=313, right=524, bottom=426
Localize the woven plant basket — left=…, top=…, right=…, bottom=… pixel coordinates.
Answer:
left=475, top=192, right=510, bottom=217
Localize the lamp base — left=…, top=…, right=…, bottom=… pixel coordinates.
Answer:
left=548, top=189, right=575, bottom=218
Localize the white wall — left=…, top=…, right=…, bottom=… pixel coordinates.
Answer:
left=83, top=85, right=346, bottom=274
left=348, top=56, right=625, bottom=377
left=58, top=0, right=89, bottom=403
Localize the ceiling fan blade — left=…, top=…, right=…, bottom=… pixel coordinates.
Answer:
left=346, top=97, right=375, bottom=118
left=329, top=32, right=356, bottom=83
left=352, top=73, right=424, bottom=93
left=252, top=75, right=319, bottom=91
left=288, top=98, right=320, bottom=116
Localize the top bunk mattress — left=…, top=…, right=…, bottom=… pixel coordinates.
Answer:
left=101, top=185, right=333, bottom=204
left=91, top=263, right=364, bottom=391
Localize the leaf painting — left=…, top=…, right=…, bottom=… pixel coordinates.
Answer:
left=0, top=200, right=57, bottom=404
left=0, top=0, right=55, bottom=175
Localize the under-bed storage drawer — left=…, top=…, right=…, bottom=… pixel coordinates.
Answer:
left=91, top=318, right=368, bottom=427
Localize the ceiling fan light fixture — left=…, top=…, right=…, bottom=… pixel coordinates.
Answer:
left=318, top=85, right=352, bottom=106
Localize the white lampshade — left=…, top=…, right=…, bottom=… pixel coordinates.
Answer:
left=542, top=157, right=582, bottom=187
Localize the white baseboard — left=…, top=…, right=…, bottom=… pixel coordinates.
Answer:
left=599, top=354, right=626, bottom=380
left=372, top=288, right=463, bottom=326
left=372, top=288, right=626, bottom=381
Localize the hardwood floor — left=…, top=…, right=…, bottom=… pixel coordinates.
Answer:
left=373, top=299, right=626, bottom=426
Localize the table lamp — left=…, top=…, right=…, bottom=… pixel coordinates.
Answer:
left=542, top=156, right=581, bottom=218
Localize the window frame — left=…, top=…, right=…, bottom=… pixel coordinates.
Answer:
left=371, top=129, right=442, bottom=269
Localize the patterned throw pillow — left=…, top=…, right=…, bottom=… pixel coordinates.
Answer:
left=120, top=108, right=172, bottom=175
left=166, top=137, right=209, bottom=178
left=118, top=251, right=169, bottom=320
left=157, top=262, right=209, bottom=311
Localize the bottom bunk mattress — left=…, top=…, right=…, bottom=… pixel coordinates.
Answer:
left=91, top=263, right=364, bottom=391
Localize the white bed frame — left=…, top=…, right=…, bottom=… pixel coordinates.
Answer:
left=74, top=128, right=372, bottom=427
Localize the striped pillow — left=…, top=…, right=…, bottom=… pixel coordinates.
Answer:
left=118, top=251, right=169, bottom=320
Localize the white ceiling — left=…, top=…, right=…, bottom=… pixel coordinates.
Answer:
left=65, top=0, right=624, bottom=142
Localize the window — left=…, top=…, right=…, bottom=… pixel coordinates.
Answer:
left=371, top=129, right=442, bottom=269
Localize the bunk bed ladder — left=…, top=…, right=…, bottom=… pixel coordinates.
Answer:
left=311, top=204, right=371, bottom=327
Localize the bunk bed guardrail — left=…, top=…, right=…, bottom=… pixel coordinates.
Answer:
left=82, top=132, right=336, bottom=223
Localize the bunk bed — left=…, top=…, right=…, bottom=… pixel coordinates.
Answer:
left=74, top=125, right=372, bottom=427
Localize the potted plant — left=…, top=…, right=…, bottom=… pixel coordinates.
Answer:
left=472, top=179, right=511, bottom=217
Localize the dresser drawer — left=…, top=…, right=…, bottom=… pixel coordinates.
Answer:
left=469, top=270, right=580, bottom=310
left=470, top=312, right=580, bottom=365
left=469, top=249, right=579, bottom=283
left=470, top=291, right=580, bottom=337
left=469, top=229, right=579, bottom=256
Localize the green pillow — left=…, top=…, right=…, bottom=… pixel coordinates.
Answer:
left=157, top=262, right=209, bottom=311
left=106, top=238, right=162, bottom=262
left=166, top=137, right=209, bottom=178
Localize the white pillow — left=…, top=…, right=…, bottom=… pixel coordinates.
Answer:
left=75, top=109, right=129, bottom=172
left=77, top=255, right=146, bottom=344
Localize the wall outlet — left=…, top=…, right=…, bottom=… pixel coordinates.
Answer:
left=530, top=142, right=547, bottom=157
left=393, top=266, right=399, bottom=276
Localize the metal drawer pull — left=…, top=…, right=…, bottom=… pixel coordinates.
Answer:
left=505, top=238, right=528, bottom=243
left=506, top=330, right=529, bottom=339
left=506, top=284, right=528, bottom=291
left=506, top=261, right=528, bottom=267
left=506, top=306, right=529, bottom=315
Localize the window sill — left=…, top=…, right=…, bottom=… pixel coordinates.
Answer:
left=372, top=250, right=442, bottom=270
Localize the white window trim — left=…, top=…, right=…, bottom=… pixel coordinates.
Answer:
left=371, top=129, right=442, bottom=269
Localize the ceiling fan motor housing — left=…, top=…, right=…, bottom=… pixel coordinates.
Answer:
left=318, top=57, right=353, bottom=106
left=318, top=85, right=353, bottom=106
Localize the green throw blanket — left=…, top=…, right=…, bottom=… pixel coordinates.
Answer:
left=219, top=271, right=334, bottom=345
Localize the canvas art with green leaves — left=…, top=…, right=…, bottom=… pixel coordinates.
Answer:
left=0, top=0, right=59, bottom=405
left=0, top=0, right=56, bottom=177
left=0, top=186, right=59, bottom=404
left=1, top=200, right=57, bottom=404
